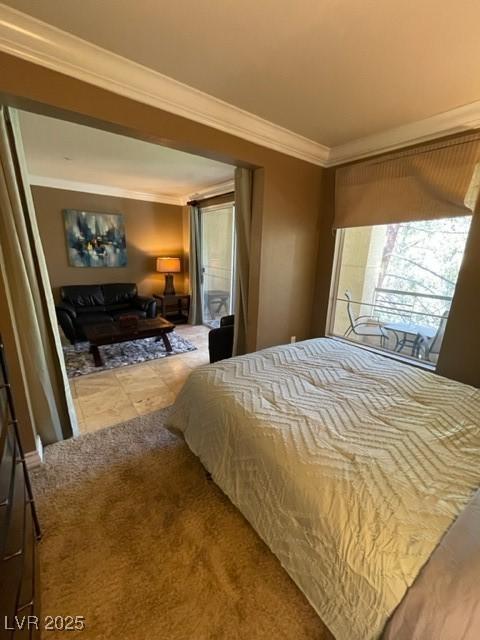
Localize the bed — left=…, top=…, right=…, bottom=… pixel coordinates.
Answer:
left=167, top=338, right=480, bottom=639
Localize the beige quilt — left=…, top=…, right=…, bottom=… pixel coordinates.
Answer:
left=168, top=338, right=480, bottom=639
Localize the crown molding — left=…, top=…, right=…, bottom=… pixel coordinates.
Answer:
left=2, top=5, right=480, bottom=169
left=186, top=179, right=235, bottom=202
left=326, top=101, right=480, bottom=166
left=0, top=4, right=329, bottom=167
left=29, top=175, right=185, bottom=205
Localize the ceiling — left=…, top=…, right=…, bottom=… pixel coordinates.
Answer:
left=4, top=0, right=480, bottom=149
left=18, top=111, right=234, bottom=204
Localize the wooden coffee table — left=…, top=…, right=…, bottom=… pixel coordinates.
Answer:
left=83, top=316, right=175, bottom=367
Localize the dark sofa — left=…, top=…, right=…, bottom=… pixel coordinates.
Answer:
left=56, top=283, right=157, bottom=344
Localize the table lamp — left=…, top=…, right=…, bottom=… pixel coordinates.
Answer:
left=156, top=257, right=181, bottom=295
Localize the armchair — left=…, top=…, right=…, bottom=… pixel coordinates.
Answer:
left=209, top=315, right=234, bottom=363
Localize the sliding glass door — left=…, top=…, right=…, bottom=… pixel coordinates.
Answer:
left=200, top=203, right=235, bottom=327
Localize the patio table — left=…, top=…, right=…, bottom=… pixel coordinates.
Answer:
left=383, top=322, right=436, bottom=357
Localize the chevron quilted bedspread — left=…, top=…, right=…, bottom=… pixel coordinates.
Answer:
left=168, top=338, right=480, bottom=639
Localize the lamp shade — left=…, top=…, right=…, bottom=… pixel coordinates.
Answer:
left=156, top=257, right=181, bottom=273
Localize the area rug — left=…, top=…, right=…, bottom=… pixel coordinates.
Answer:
left=63, top=332, right=197, bottom=378
left=31, top=409, right=332, bottom=640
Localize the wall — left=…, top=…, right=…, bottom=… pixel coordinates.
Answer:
left=437, top=209, right=480, bottom=387
left=31, top=186, right=185, bottom=300
left=311, top=168, right=336, bottom=339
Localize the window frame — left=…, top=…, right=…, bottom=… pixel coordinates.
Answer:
left=325, top=221, right=468, bottom=371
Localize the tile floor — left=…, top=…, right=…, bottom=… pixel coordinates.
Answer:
left=70, top=324, right=210, bottom=434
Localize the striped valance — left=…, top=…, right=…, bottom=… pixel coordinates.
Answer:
left=334, top=134, right=480, bottom=228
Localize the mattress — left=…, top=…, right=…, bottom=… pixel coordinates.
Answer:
left=167, top=338, right=480, bottom=639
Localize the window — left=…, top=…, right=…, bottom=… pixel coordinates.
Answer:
left=328, top=216, right=472, bottom=365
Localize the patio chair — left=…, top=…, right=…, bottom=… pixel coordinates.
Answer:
left=417, top=312, right=448, bottom=362
left=344, top=290, right=389, bottom=347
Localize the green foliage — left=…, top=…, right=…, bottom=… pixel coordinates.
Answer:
left=378, top=216, right=472, bottom=326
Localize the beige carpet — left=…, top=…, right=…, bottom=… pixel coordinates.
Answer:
left=31, top=408, right=332, bottom=640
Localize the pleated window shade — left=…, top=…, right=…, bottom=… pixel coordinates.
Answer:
left=334, top=134, right=480, bottom=229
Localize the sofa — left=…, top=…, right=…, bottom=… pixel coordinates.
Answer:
left=56, top=283, right=157, bottom=344
left=208, top=315, right=234, bottom=363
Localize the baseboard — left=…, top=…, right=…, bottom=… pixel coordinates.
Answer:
left=25, top=434, right=44, bottom=469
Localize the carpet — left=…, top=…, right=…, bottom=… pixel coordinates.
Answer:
left=63, top=332, right=197, bottom=378
left=31, top=409, right=332, bottom=640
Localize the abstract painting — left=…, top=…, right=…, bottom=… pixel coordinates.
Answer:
left=63, top=209, right=127, bottom=267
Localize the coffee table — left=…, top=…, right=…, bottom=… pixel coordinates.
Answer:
left=83, top=316, right=175, bottom=367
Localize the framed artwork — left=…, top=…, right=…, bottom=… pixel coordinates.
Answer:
left=63, top=209, right=127, bottom=267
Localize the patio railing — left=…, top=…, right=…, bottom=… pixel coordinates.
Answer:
left=332, top=290, right=451, bottom=361
left=370, top=287, right=452, bottom=326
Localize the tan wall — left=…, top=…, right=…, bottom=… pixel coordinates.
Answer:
left=31, top=186, right=185, bottom=300
left=257, top=160, right=323, bottom=348
left=311, top=168, right=336, bottom=339
left=0, top=52, right=326, bottom=353
left=437, top=209, right=480, bottom=387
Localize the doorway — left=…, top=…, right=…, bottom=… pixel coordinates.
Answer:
left=13, top=108, right=235, bottom=436
left=200, top=203, right=236, bottom=327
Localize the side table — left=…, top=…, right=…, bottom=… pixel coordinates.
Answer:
left=154, top=293, right=190, bottom=324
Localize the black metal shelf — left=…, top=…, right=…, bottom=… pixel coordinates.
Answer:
left=0, top=339, right=41, bottom=639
